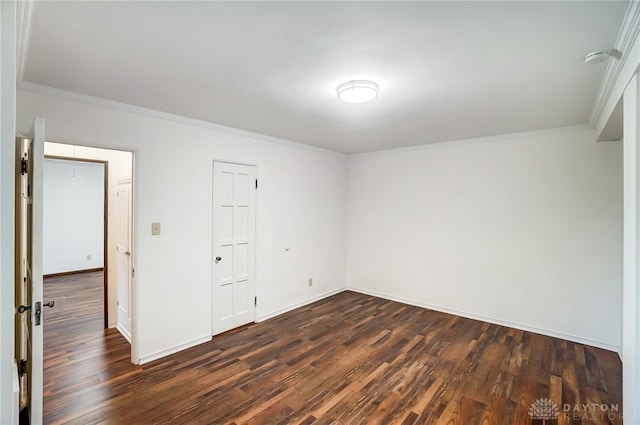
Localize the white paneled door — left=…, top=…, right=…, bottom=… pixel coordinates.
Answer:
left=212, top=162, right=256, bottom=335
left=115, top=181, right=133, bottom=342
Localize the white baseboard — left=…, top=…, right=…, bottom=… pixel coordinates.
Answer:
left=115, top=323, right=132, bottom=344
left=348, top=286, right=621, bottom=353
left=256, top=287, right=345, bottom=323
left=136, top=290, right=344, bottom=364
left=137, top=287, right=620, bottom=365
left=138, top=336, right=212, bottom=365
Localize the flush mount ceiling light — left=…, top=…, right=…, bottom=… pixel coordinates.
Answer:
left=337, top=80, right=379, bottom=103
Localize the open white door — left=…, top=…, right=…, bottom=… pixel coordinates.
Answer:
left=115, top=180, right=132, bottom=342
left=15, top=118, right=48, bottom=425
left=212, top=162, right=257, bottom=335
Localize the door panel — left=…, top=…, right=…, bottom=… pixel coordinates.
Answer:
left=115, top=181, right=132, bottom=342
left=15, top=117, right=46, bottom=425
left=15, top=136, right=31, bottom=421
left=212, top=162, right=256, bottom=335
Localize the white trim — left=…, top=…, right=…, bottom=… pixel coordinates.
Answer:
left=18, top=82, right=346, bottom=158
left=591, top=1, right=640, bottom=127
left=12, top=361, right=19, bottom=425
left=115, top=324, right=132, bottom=344
left=622, top=74, right=640, bottom=422
left=256, top=287, right=345, bottom=323
left=211, top=158, right=258, bottom=169
left=140, top=289, right=345, bottom=364
left=138, top=289, right=346, bottom=363
left=138, top=336, right=211, bottom=365
left=347, top=286, right=621, bottom=353
left=350, top=124, right=594, bottom=159
left=138, top=285, right=620, bottom=364
left=16, top=0, right=34, bottom=85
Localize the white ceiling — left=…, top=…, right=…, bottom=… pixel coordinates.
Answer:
left=22, top=1, right=628, bottom=154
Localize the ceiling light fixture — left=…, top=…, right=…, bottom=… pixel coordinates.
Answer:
left=337, top=80, right=379, bottom=103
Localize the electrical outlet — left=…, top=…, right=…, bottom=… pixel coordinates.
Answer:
left=308, top=277, right=313, bottom=287
left=152, top=222, right=161, bottom=235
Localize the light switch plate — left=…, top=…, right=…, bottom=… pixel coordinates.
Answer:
left=151, top=222, right=161, bottom=235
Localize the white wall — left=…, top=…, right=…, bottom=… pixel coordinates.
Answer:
left=17, top=88, right=348, bottom=363
left=0, top=2, right=16, bottom=423
left=43, top=159, right=104, bottom=275
left=44, top=142, right=132, bottom=328
left=347, top=127, right=622, bottom=351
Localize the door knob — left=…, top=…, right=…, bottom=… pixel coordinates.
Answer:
left=43, top=300, right=55, bottom=308
left=215, top=256, right=222, bottom=264
left=17, top=305, right=31, bottom=314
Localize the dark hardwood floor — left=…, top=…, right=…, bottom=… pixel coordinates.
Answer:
left=44, top=272, right=622, bottom=424
left=43, top=271, right=105, bottom=350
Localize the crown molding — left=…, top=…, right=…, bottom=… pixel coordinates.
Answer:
left=18, top=81, right=346, bottom=157
left=16, top=0, right=34, bottom=85
left=590, top=0, right=640, bottom=126
left=350, top=124, right=595, bottom=158
left=21, top=81, right=592, bottom=159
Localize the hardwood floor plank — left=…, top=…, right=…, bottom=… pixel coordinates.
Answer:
left=44, top=273, right=622, bottom=424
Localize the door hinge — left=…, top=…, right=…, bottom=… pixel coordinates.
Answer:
left=18, top=359, right=27, bottom=377
left=254, top=296, right=257, bottom=307
left=132, top=268, right=135, bottom=277
left=255, top=179, right=258, bottom=190
left=20, top=158, right=27, bottom=175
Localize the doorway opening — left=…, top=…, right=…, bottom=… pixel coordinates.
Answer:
left=43, top=157, right=108, bottom=327
left=42, top=142, right=133, bottom=339
left=40, top=142, right=134, bottom=423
